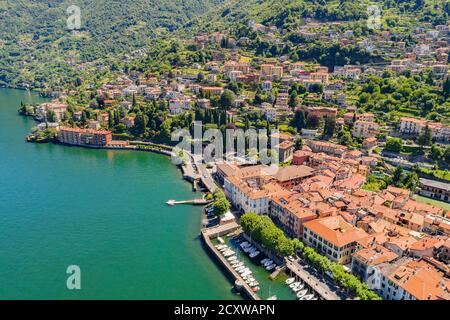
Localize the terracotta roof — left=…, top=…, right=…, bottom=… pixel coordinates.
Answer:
left=273, top=165, right=315, bottom=182
left=304, top=216, right=368, bottom=247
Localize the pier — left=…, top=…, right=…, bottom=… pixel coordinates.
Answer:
left=201, top=223, right=260, bottom=301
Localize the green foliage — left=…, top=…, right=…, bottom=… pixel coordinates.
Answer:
left=385, top=138, right=403, bottom=153
left=302, top=247, right=381, bottom=300
left=240, top=213, right=297, bottom=257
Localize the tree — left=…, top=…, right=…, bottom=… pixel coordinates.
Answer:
left=444, top=146, right=450, bottom=164
left=385, top=138, right=403, bottom=153
left=289, top=90, right=298, bottom=108
left=134, top=113, right=148, bottom=136
left=417, top=125, right=432, bottom=146
left=323, top=116, right=336, bottom=137
left=197, top=72, right=205, bottom=82
left=219, top=89, right=236, bottom=110
left=430, top=144, right=444, bottom=162
left=212, top=197, right=230, bottom=217
left=46, top=109, right=56, bottom=122
left=294, top=137, right=303, bottom=151
left=338, top=129, right=353, bottom=147
left=392, top=166, right=404, bottom=186
left=291, top=109, right=306, bottom=132
left=306, top=113, right=320, bottom=129
left=442, top=78, right=450, bottom=99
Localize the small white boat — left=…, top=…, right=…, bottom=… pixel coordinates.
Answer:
left=285, top=278, right=296, bottom=285
left=249, top=281, right=259, bottom=287
left=289, top=282, right=301, bottom=289
left=240, top=242, right=250, bottom=249
left=217, top=237, right=225, bottom=244
left=233, top=263, right=244, bottom=269
left=239, top=268, right=250, bottom=274
left=235, top=266, right=246, bottom=272
left=223, top=251, right=235, bottom=257
left=267, top=296, right=277, bottom=300
left=249, top=251, right=260, bottom=258
left=260, top=258, right=269, bottom=265
left=302, top=294, right=315, bottom=301
left=293, top=284, right=305, bottom=292
left=227, top=256, right=237, bottom=261
left=266, top=264, right=276, bottom=271
left=264, top=260, right=273, bottom=267
left=297, top=289, right=308, bottom=298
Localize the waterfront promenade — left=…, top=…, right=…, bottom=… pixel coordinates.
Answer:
left=286, top=260, right=349, bottom=300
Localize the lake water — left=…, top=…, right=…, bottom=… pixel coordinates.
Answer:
left=0, top=88, right=238, bottom=299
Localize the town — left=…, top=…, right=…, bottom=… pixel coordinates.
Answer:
left=17, top=15, right=450, bottom=301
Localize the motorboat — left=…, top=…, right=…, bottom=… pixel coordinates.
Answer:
left=289, top=282, right=301, bottom=289
left=232, top=262, right=244, bottom=269
left=252, top=287, right=260, bottom=292
left=293, top=284, right=305, bottom=292
left=297, top=289, right=308, bottom=298
left=260, top=258, right=269, bottom=265
left=263, top=260, right=273, bottom=267
left=241, top=270, right=253, bottom=277
left=227, top=256, right=238, bottom=261
left=223, top=251, right=235, bottom=257
left=249, top=251, right=260, bottom=258
left=235, top=266, right=246, bottom=272
left=249, top=281, right=259, bottom=287
left=267, top=296, right=277, bottom=300
left=239, top=268, right=250, bottom=274
left=302, top=294, right=315, bottom=301
left=266, top=264, right=276, bottom=271
left=285, top=278, right=296, bottom=285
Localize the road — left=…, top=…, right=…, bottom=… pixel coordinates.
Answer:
left=286, top=260, right=351, bottom=300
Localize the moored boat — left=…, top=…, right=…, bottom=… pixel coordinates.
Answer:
left=285, top=277, right=295, bottom=285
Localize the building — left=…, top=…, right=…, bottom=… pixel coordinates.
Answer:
left=352, top=120, right=380, bottom=138
left=276, top=140, right=294, bottom=163
left=307, top=140, right=348, bottom=157
left=36, top=101, right=68, bottom=122
left=399, top=117, right=450, bottom=142
left=351, top=245, right=399, bottom=290
left=418, top=178, right=450, bottom=203
left=223, top=167, right=289, bottom=215
left=270, top=192, right=318, bottom=238
left=272, top=165, right=316, bottom=189
left=302, top=216, right=368, bottom=264
left=58, top=127, right=112, bottom=147
left=377, top=258, right=450, bottom=300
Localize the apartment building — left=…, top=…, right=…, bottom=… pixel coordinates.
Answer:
left=352, top=120, right=380, bottom=138
left=302, top=216, right=368, bottom=264
left=270, top=192, right=318, bottom=238
left=58, top=127, right=112, bottom=147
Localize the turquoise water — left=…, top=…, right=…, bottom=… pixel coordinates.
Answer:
left=0, top=88, right=238, bottom=299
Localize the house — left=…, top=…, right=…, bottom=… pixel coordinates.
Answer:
left=351, top=245, right=399, bottom=290
left=418, top=178, right=450, bottom=203
left=302, top=216, right=368, bottom=264
left=307, top=140, right=348, bottom=157
left=352, top=120, right=380, bottom=138
left=377, top=258, right=450, bottom=300
left=363, top=137, right=377, bottom=149
left=272, top=165, right=316, bottom=189
left=270, top=192, right=318, bottom=238
left=276, top=140, right=295, bottom=163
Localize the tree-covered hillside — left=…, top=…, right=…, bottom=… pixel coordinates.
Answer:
left=0, top=0, right=223, bottom=88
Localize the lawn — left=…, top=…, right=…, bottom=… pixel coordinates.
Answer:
left=413, top=195, right=450, bottom=212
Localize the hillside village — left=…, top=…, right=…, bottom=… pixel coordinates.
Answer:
left=17, top=12, right=450, bottom=300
